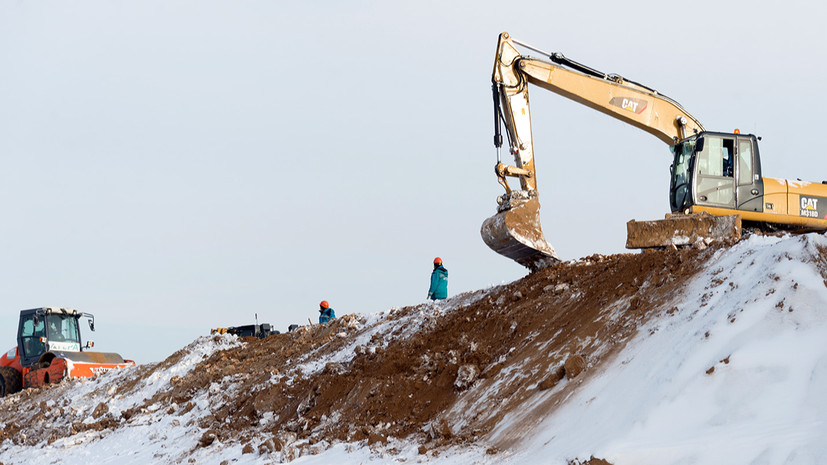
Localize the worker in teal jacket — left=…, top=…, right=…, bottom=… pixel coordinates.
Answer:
left=319, top=300, right=335, bottom=323
left=428, top=257, right=448, bottom=300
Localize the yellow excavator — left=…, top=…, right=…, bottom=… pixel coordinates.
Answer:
left=482, top=32, right=827, bottom=271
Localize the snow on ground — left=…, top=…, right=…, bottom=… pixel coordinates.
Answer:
left=0, top=288, right=499, bottom=465
left=1, top=234, right=826, bottom=465
left=290, top=288, right=491, bottom=379
left=0, top=335, right=244, bottom=465
left=499, top=234, right=827, bottom=464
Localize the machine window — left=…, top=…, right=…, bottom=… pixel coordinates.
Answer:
left=669, top=138, right=695, bottom=211
left=738, top=140, right=753, bottom=185
left=19, top=315, right=46, bottom=358
left=671, top=142, right=693, bottom=187
left=697, top=137, right=735, bottom=178
left=46, top=314, right=80, bottom=343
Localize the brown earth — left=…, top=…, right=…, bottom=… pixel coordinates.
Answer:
left=0, top=245, right=719, bottom=462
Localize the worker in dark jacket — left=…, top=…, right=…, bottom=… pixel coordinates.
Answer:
left=319, top=300, right=335, bottom=323
left=427, top=257, right=448, bottom=301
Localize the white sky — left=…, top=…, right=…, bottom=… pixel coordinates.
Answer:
left=1, top=0, right=826, bottom=363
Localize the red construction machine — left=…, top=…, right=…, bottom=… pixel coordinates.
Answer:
left=0, top=307, right=134, bottom=397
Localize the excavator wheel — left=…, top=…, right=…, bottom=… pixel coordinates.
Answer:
left=0, top=366, right=23, bottom=398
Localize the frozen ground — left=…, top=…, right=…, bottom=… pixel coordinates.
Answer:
left=1, top=234, right=825, bottom=465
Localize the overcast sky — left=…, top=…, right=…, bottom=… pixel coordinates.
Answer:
left=2, top=0, right=825, bottom=363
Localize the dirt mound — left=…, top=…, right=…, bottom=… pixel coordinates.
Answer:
left=0, top=245, right=716, bottom=462
left=185, top=246, right=708, bottom=457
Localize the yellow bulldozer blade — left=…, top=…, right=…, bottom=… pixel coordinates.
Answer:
left=481, top=195, right=561, bottom=271
left=626, top=212, right=742, bottom=249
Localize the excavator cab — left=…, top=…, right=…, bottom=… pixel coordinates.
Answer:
left=669, top=132, right=764, bottom=215
left=629, top=132, right=768, bottom=249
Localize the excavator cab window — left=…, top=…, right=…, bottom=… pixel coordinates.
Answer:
left=698, top=137, right=734, bottom=178
left=695, top=135, right=737, bottom=207
left=669, top=137, right=696, bottom=212
left=722, top=145, right=733, bottom=177
left=737, top=139, right=753, bottom=186
left=733, top=136, right=764, bottom=212
left=671, top=139, right=694, bottom=185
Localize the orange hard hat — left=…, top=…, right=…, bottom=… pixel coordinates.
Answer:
left=433, top=257, right=442, bottom=265
left=320, top=300, right=329, bottom=309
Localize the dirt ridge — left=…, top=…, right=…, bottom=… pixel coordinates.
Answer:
left=0, top=246, right=717, bottom=463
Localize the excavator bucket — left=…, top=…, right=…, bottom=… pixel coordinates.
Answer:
left=626, top=212, right=742, bottom=249
left=481, top=195, right=561, bottom=271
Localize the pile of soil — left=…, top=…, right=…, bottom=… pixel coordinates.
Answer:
left=0, top=245, right=717, bottom=462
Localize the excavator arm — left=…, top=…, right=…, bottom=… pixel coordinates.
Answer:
left=482, top=32, right=706, bottom=270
